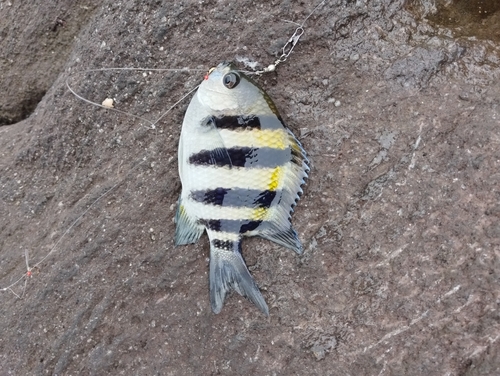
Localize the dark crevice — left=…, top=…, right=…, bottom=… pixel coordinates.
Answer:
left=0, top=90, right=46, bottom=126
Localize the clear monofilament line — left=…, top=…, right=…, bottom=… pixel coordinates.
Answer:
left=1, top=67, right=205, bottom=297
left=66, top=67, right=205, bottom=128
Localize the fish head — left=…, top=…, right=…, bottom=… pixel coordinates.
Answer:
left=197, top=62, right=264, bottom=114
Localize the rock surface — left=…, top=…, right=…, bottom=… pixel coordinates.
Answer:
left=1, top=0, right=499, bottom=374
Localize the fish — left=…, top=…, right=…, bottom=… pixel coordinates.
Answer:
left=175, top=62, right=309, bottom=315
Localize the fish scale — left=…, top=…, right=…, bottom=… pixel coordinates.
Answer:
left=175, top=62, right=309, bottom=315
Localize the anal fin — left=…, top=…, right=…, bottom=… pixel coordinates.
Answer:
left=174, top=198, right=204, bottom=245
left=259, top=225, right=303, bottom=255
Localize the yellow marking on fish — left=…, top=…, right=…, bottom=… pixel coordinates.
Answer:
left=220, top=129, right=288, bottom=150
left=290, top=139, right=303, bottom=155
left=255, top=129, right=287, bottom=149
left=251, top=207, right=268, bottom=221
left=268, top=166, right=283, bottom=191
left=179, top=204, right=186, bottom=215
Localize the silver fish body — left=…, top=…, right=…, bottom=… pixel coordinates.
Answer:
left=175, top=62, right=309, bottom=315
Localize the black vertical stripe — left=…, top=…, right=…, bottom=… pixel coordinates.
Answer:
left=211, top=114, right=286, bottom=131
left=190, top=188, right=277, bottom=208
left=202, top=219, right=224, bottom=232
left=191, top=187, right=229, bottom=206
left=189, top=146, right=290, bottom=168
left=213, top=115, right=261, bottom=130
left=253, top=190, right=277, bottom=208
left=240, top=220, right=262, bottom=233
left=211, top=239, right=236, bottom=251
left=188, top=147, right=232, bottom=167
left=200, top=219, right=263, bottom=234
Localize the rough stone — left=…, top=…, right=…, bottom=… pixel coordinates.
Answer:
left=1, top=0, right=499, bottom=374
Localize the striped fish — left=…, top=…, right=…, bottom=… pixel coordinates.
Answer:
left=175, top=62, right=309, bottom=315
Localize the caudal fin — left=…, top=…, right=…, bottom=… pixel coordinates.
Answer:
left=209, top=240, right=269, bottom=316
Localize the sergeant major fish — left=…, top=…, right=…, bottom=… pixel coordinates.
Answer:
left=175, top=62, right=309, bottom=315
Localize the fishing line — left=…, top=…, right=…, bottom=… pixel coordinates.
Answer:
left=2, top=69, right=200, bottom=297
left=66, top=67, right=204, bottom=129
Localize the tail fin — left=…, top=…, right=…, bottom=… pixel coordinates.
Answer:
left=209, top=240, right=269, bottom=316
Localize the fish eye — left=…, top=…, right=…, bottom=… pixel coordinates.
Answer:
left=222, top=72, right=240, bottom=89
